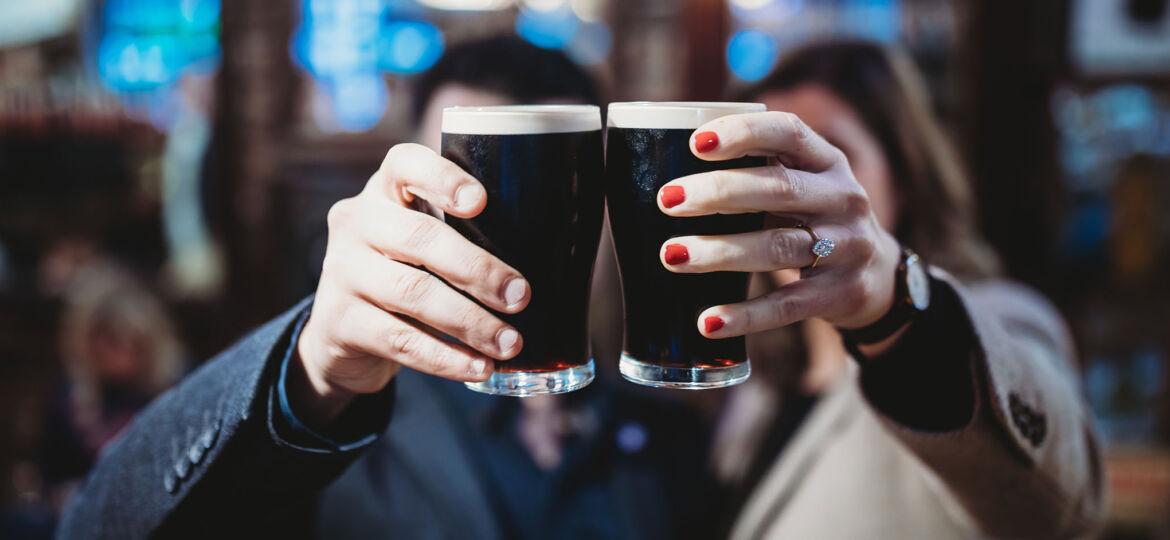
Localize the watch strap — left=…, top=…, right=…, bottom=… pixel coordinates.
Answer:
left=839, top=297, right=916, bottom=345
left=839, top=248, right=920, bottom=345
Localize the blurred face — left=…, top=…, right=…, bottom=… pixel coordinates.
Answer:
left=417, top=84, right=515, bottom=150
left=415, top=83, right=586, bottom=150
left=756, top=84, right=899, bottom=231
left=89, top=322, right=150, bottom=388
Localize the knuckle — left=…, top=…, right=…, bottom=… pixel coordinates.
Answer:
left=423, top=347, right=453, bottom=374
left=401, top=214, right=438, bottom=251
left=770, top=230, right=799, bottom=267
left=326, top=198, right=355, bottom=229
left=841, top=187, right=871, bottom=216
left=384, top=142, right=422, bottom=164
left=708, top=172, right=732, bottom=203
left=320, top=250, right=346, bottom=277
left=393, top=269, right=434, bottom=308
left=854, top=233, right=877, bottom=261
left=388, top=328, right=416, bottom=358
left=430, top=157, right=465, bottom=190
left=768, top=166, right=802, bottom=201
left=787, top=113, right=810, bottom=141
left=461, top=253, right=494, bottom=284
left=766, top=298, right=794, bottom=326
left=846, top=277, right=870, bottom=301
left=454, top=304, right=485, bottom=334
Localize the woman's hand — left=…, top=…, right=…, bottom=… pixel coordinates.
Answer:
left=656, top=112, right=902, bottom=338
left=293, top=143, right=529, bottom=425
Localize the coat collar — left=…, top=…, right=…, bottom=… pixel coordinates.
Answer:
left=729, top=363, right=864, bottom=540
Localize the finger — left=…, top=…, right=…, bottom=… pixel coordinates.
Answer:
left=697, top=276, right=846, bottom=338
left=337, top=301, right=496, bottom=382
left=661, top=226, right=840, bottom=273
left=690, top=111, right=842, bottom=172
left=346, top=199, right=531, bottom=313
left=657, top=166, right=843, bottom=217
left=372, top=143, right=487, bottom=218
left=344, top=252, right=523, bottom=360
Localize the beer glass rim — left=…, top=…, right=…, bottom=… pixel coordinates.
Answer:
left=442, top=104, right=601, bottom=135
left=606, top=101, right=766, bottom=130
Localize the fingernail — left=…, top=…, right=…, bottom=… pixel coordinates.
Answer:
left=471, top=358, right=487, bottom=376
left=497, top=328, right=519, bottom=353
left=694, top=131, right=719, bottom=153
left=454, top=185, right=477, bottom=210
left=661, top=186, right=686, bottom=209
left=664, top=244, right=689, bottom=265
left=503, top=278, right=527, bottom=308
left=703, top=316, right=725, bottom=334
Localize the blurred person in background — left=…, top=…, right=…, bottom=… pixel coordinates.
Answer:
left=57, top=36, right=1105, bottom=540
left=708, top=41, right=1104, bottom=538
left=41, top=257, right=185, bottom=515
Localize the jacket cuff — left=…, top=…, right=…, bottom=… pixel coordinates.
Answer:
left=854, top=274, right=978, bottom=432
left=270, top=307, right=395, bottom=454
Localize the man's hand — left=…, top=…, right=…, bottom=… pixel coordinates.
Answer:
left=291, top=143, right=529, bottom=426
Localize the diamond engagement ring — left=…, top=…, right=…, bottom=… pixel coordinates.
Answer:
left=796, top=224, right=835, bottom=269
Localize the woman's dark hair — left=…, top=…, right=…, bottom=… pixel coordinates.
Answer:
left=411, top=35, right=602, bottom=126
left=742, top=40, right=1000, bottom=279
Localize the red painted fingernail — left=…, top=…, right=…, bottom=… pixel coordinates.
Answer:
left=694, top=131, right=719, bottom=153
left=704, top=316, right=725, bottom=334
left=664, top=244, right=689, bottom=265
left=661, top=185, right=686, bottom=208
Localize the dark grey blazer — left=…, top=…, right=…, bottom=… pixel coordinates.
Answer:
left=57, top=298, right=709, bottom=539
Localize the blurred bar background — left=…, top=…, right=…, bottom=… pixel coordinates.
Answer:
left=1, top=0, right=1168, bottom=536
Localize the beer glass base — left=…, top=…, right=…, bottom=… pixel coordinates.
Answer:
left=464, top=359, right=595, bottom=397
left=619, top=354, right=750, bottom=389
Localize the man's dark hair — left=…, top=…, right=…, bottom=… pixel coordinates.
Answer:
left=410, top=35, right=602, bottom=126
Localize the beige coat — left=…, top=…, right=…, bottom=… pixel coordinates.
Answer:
left=725, top=271, right=1106, bottom=539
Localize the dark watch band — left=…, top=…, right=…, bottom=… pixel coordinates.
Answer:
left=838, top=300, right=917, bottom=345
left=839, top=248, right=927, bottom=346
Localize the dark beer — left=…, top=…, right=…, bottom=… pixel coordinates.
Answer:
left=441, top=105, right=603, bottom=396
left=606, top=102, right=766, bottom=388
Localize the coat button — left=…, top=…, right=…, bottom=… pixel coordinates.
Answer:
left=201, top=424, right=219, bottom=450
left=164, top=472, right=178, bottom=494
left=1008, top=392, right=1046, bottom=447
left=187, top=442, right=207, bottom=466
left=1031, top=414, right=1047, bottom=446
left=174, top=457, right=192, bottom=480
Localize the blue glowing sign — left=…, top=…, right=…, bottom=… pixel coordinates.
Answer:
left=291, top=0, right=445, bottom=132
left=97, top=0, right=221, bottom=93
left=379, top=21, right=445, bottom=74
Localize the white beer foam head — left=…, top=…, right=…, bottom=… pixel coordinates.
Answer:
left=606, top=102, right=766, bottom=130
left=442, top=105, right=601, bottom=135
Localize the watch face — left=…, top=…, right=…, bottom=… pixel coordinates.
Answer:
left=906, top=253, right=930, bottom=310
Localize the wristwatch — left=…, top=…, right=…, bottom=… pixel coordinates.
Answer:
left=839, top=248, right=930, bottom=345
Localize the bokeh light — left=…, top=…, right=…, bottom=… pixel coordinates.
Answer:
left=839, top=0, right=901, bottom=42
left=415, top=0, right=515, bottom=10
left=328, top=71, right=390, bottom=132
left=729, top=0, right=775, bottom=9
left=566, top=20, right=611, bottom=65
left=379, top=20, right=445, bottom=74
left=292, top=0, right=448, bottom=132
left=97, top=0, right=222, bottom=94
left=515, top=4, right=580, bottom=49
left=726, top=30, right=779, bottom=81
